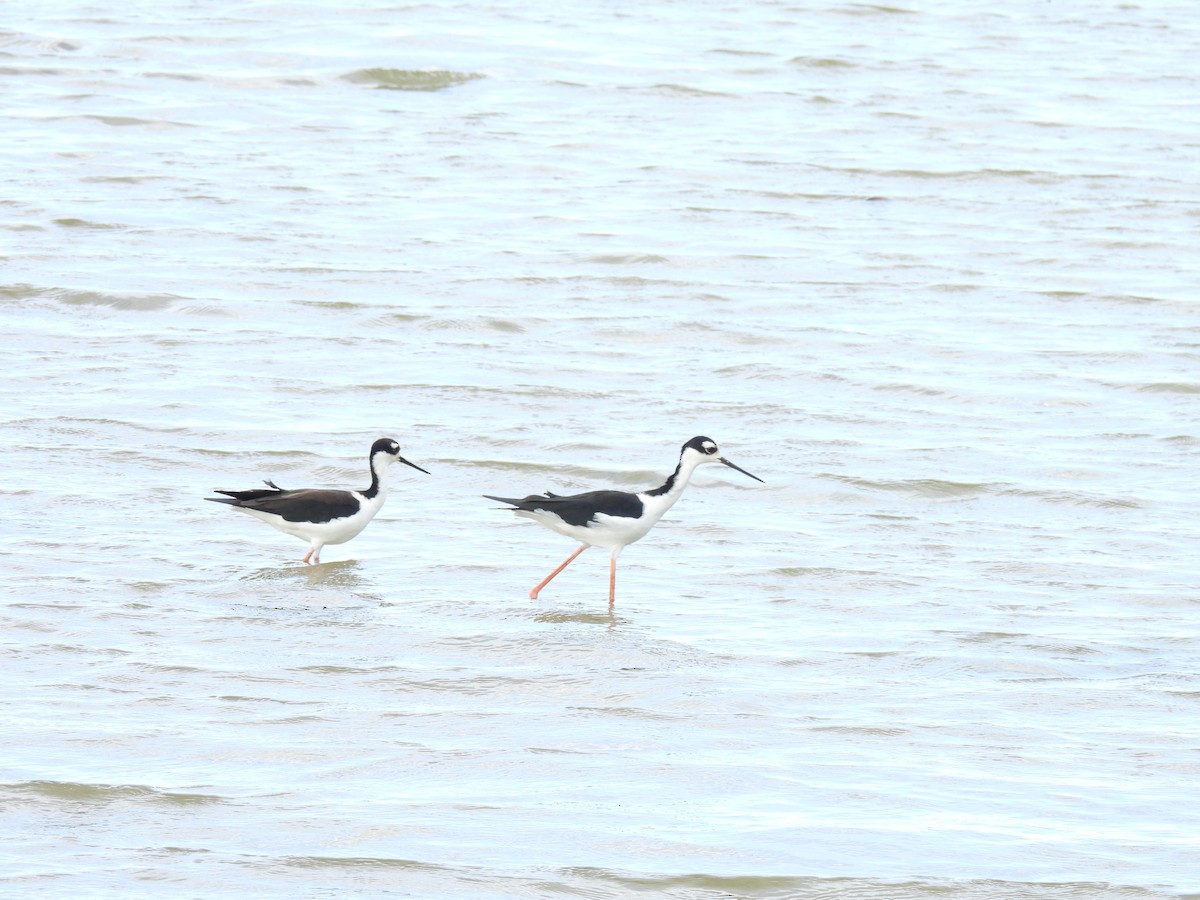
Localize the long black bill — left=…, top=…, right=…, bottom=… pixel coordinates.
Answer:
left=720, top=456, right=763, bottom=483
left=400, top=456, right=431, bottom=475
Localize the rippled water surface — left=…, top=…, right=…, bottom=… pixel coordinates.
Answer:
left=3, top=2, right=1199, bottom=897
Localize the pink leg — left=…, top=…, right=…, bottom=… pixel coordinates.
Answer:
left=608, top=554, right=617, bottom=605
left=303, top=547, right=314, bottom=564
left=530, top=545, right=587, bottom=599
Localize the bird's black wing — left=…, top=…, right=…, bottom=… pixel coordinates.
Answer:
left=208, top=487, right=360, bottom=523
left=484, top=489, right=643, bottom=527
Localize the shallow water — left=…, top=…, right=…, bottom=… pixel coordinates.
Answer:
left=2, top=2, right=1199, bottom=897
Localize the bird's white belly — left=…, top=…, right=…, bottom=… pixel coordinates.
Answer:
left=520, top=509, right=657, bottom=550
left=239, top=507, right=373, bottom=546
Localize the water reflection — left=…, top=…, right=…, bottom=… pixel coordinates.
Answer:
left=237, top=559, right=373, bottom=595
left=532, top=607, right=621, bottom=628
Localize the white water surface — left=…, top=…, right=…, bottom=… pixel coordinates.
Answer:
left=2, top=2, right=1198, bottom=897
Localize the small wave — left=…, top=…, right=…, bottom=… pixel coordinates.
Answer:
left=873, top=382, right=950, bottom=397
left=713, top=363, right=789, bottom=379
left=142, top=71, right=206, bottom=82
left=555, top=871, right=863, bottom=898
left=79, top=175, right=166, bottom=184
left=809, top=725, right=909, bottom=736
left=0, top=64, right=67, bottom=76
left=789, top=56, right=858, bottom=69
left=341, top=68, right=483, bottom=91
left=52, top=217, right=120, bottom=230
left=0, top=35, right=81, bottom=53
left=583, top=253, right=671, bottom=265
left=828, top=475, right=992, bottom=498
left=1134, top=382, right=1200, bottom=394
left=5, top=781, right=225, bottom=805
left=929, top=282, right=985, bottom=293
left=837, top=3, right=917, bottom=14
left=1, top=283, right=180, bottom=311
left=649, top=82, right=732, bottom=97
left=71, top=113, right=195, bottom=128
left=707, top=48, right=775, bottom=58
left=282, top=855, right=443, bottom=870
left=143, top=70, right=320, bottom=88
left=774, top=566, right=859, bottom=578
left=396, top=316, right=524, bottom=333
left=814, top=164, right=1054, bottom=183
left=998, top=488, right=1144, bottom=509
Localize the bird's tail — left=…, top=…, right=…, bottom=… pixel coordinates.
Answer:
left=483, top=494, right=523, bottom=508
left=207, top=481, right=285, bottom=505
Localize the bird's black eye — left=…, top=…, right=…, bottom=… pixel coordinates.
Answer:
left=703, top=443, right=717, bottom=454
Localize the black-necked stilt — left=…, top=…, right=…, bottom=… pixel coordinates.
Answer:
left=485, top=436, right=763, bottom=604
left=206, top=437, right=429, bottom=565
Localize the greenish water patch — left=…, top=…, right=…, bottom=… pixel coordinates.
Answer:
left=341, top=68, right=484, bottom=91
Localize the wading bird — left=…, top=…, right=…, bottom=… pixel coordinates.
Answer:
left=485, top=436, right=762, bottom=603
left=207, top=437, right=429, bottom=565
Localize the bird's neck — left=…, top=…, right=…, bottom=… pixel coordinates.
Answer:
left=641, top=453, right=700, bottom=513
left=362, top=454, right=390, bottom=500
